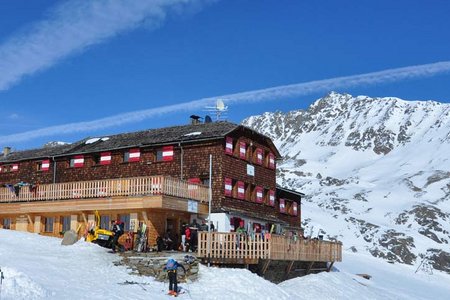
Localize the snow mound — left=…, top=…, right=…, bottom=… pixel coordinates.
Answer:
left=1, top=267, right=50, bottom=300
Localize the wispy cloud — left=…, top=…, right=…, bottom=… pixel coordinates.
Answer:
left=1, top=61, right=450, bottom=145
left=8, top=113, right=19, bottom=120
left=0, top=0, right=211, bottom=91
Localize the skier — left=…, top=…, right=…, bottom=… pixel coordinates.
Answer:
left=111, top=219, right=125, bottom=252
left=163, top=258, right=186, bottom=297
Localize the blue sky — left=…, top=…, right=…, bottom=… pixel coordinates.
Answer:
left=1, top=0, right=450, bottom=150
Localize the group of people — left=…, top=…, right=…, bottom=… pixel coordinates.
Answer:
left=180, top=219, right=215, bottom=253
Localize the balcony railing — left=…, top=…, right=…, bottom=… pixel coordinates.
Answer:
left=0, top=176, right=209, bottom=203
left=198, top=232, right=342, bottom=262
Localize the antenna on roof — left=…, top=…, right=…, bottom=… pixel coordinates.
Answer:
left=204, top=99, right=228, bottom=121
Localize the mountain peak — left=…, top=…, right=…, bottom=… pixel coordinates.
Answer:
left=243, top=93, right=450, bottom=274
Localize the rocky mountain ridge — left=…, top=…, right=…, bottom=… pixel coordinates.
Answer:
left=243, top=92, right=450, bottom=274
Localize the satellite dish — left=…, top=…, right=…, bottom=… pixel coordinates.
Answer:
left=216, top=99, right=226, bottom=111
left=205, top=115, right=212, bottom=123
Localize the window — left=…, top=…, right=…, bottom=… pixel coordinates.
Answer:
left=44, top=217, right=54, bottom=232
left=61, top=216, right=71, bottom=232
left=291, top=202, right=299, bottom=216
left=224, top=178, right=232, bottom=197
left=235, top=181, right=245, bottom=200
left=119, top=214, right=131, bottom=231
left=279, top=199, right=286, bottom=214
left=70, top=155, right=84, bottom=168
left=225, top=137, right=233, bottom=155
left=100, top=152, right=111, bottom=165
left=239, top=141, right=246, bottom=159
left=3, top=218, right=11, bottom=229
left=156, top=146, right=174, bottom=162
left=124, top=148, right=140, bottom=163
left=37, top=160, right=50, bottom=171
left=201, top=178, right=210, bottom=186
left=267, top=152, right=275, bottom=169
left=267, top=190, right=275, bottom=206
left=255, top=186, right=264, bottom=203
left=100, top=215, right=110, bottom=230
left=254, top=148, right=263, bottom=165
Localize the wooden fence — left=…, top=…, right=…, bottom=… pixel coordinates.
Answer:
left=0, top=176, right=209, bottom=203
left=198, top=232, right=342, bottom=263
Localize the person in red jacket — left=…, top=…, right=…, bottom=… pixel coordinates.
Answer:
left=185, top=226, right=191, bottom=252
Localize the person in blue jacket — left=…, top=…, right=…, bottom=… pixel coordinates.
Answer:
left=163, top=258, right=186, bottom=296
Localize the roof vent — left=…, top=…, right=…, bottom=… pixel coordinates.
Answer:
left=190, top=115, right=201, bottom=125
left=3, top=147, right=11, bottom=156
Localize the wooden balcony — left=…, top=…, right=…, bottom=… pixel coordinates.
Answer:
left=0, top=176, right=209, bottom=204
left=197, top=232, right=342, bottom=264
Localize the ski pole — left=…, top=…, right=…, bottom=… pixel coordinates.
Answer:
left=0, top=267, right=4, bottom=300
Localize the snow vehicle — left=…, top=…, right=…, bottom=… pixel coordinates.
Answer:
left=85, top=211, right=115, bottom=249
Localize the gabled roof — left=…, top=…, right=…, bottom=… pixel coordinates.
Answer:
left=0, top=121, right=280, bottom=163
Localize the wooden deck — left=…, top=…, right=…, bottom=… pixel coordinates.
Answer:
left=0, top=176, right=209, bottom=203
left=197, top=232, right=342, bottom=265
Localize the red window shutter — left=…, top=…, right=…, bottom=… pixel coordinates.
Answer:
left=41, top=160, right=50, bottom=171
left=73, top=155, right=84, bottom=168
left=224, top=178, right=232, bottom=196
left=268, top=153, right=275, bottom=169
left=188, top=178, right=202, bottom=184
left=269, top=190, right=275, bottom=206
left=237, top=181, right=245, bottom=199
left=255, top=186, right=264, bottom=203
left=256, top=148, right=263, bottom=165
left=224, top=178, right=233, bottom=197
left=239, top=141, right=246, bottom=159
left=292, top=202, right=298, bottom=216
left=100, top=152, right=111, bottom=165
left=128, top=148, right=140, bottom=162
left=12, top=164, right=19, bottom=172
left=279, top=198, right=286, bottom=213
left=162, top=146, right=174, bottom=161
left=225, top=137, right=233, bottom=155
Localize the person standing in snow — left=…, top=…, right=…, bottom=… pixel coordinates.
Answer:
left=163, top=258, right=186, bottom=297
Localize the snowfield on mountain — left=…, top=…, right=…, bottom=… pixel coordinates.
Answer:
left=1, top=229, right=450, bottom=299
left=243, top=92, right=450, bottom=273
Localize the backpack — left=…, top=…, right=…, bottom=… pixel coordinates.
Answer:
left=165, top=258, right=177, bottom=271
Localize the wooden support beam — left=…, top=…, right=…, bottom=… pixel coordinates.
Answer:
left=284, top=261, right=295, bottom=280
left=26, top=214, right=32, bottom=224
left=306, top=261, right=315, bottom=275
left=261, top=259, right=271, bottom=275
left=81, top=212, right=87, bottom=224
left=327, top=261, right=334, bottom=272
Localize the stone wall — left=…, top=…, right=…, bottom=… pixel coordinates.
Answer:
left=117, top=252, right=199, bottom=282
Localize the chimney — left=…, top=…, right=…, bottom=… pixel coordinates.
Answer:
left=190, top=115, right=201, bottom=125
left=3, top=147, right=11, bottom=156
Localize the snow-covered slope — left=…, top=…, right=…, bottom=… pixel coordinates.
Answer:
left=1, top=229, right=450, bottom=299
left=243, top=92, right=450, bottom=273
